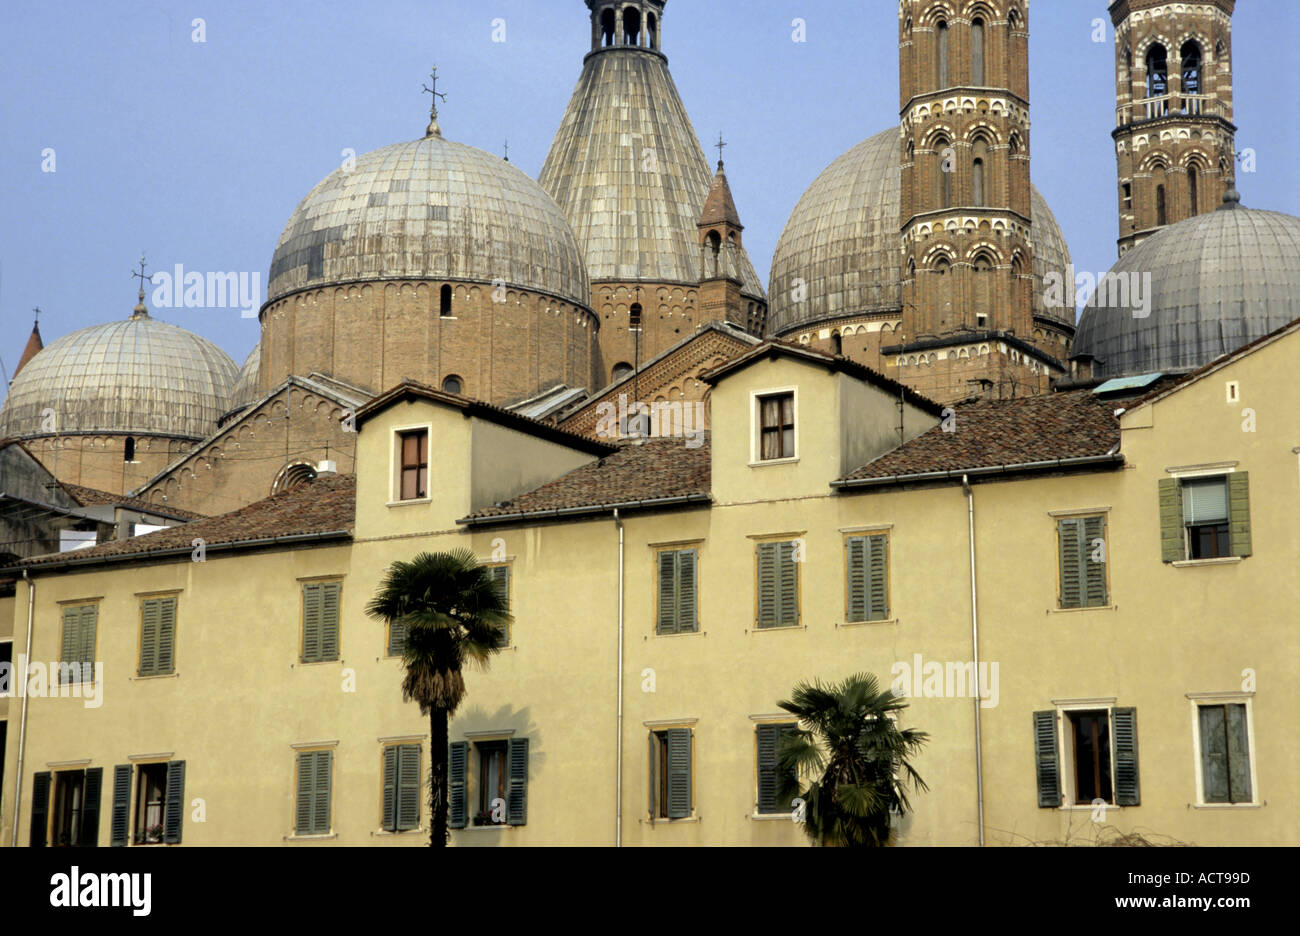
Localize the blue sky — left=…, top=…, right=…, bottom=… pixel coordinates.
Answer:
left=1, top=0, right=1297, bottom=384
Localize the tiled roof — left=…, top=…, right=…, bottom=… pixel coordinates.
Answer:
left=838, top=391, right=1121, bottom=484
left=60, top=484, right=208, bottom=521
left=21, top=474, right=355, bottom=568
left=464, top=437, right=711, bottom=523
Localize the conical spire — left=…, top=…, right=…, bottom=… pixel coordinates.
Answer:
left=14, top=311, right=43, bottom=379
left=700, top=158, right=744, bottom=231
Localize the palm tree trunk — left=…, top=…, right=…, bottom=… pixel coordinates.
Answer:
left=430, top=707, right=449, bottom=846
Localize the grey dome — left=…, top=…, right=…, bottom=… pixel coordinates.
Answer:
left=1074, top=204, right=1300, bottom=378
left=767, top=128, right=1073, bottom=336
left=0, top=313, right=237, bottom=439
left=225, top=344, right=262, bottom=415
left=267, top=135, right=590, bottom=308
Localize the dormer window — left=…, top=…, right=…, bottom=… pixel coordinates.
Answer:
left=757, top=391, right=796, bottom=461
left=398, top=429, right=428, bottom=500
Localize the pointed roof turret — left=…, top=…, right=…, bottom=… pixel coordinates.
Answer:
left=700, top=157, right=744, bottom=233
left=14, top=311, right=44, bottom=379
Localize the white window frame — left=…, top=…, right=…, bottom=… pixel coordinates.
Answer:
left=1049, top=698, right=1121, bottom=811
left=749, top=386, right=799, bottom=467
left=1187, top=691, right=1259, bottom=808
left=389, top=422, right=433, bottom=506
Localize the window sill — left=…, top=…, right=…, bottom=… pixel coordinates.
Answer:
left=1048, top=605, right=1116, bottom=614
left=1171, top=557, right=1243, bottom=568
left=649, top=629, right=704, bottom=639
left=373, top=827, right=426, bottom=836
left=748, top=457, right=799, bottom=468
left=749, top=624, right=806, bottom=633
left=386, top=498, right=432, bottom=508
left=131, top=672, right=179, bottom=681
left=645, top=815, right=700, bottom=825
left=457, top=823, right=512, bottom=833
left=1057, top=804, right=1121, bottom=812
left=749, top=812, right=796, bottom=822
left=838, top=617, right=897, bottom=628
left=295, top=659, right=342, bottom=667
left=1191, top=802, right=1261, bottom=810
left=285, top=832, right=337, bottom=841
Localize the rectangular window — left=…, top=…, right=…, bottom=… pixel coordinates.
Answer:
left=650, top=727, right=693, bottom=820
left=1033, top=707, right=1139, bottom=808
left=758, top=392, right=795, bottom=461
left=448, top=737, right=529, bottom=828
left=756, top=540, right=799, bottom=628
left=138, top=596, right=177, bottom=677
left=59, top=604, right=97, bottom=684
left=382, top=744, right=421, bottom=832
left=133, top=763, right=168, bottom=844
left=301, top=581, right=341, bottom=663
left=476, top=740, right=508, bottom=823
left=1160, top=473, right=1251, bottom=562
left=756, top=723, right=798, bottom=815
left=1197, top=703, right=1253, bottom=804
left=1067, top=710, right=1113, bottom=804
left=845, top=534, right=889, bottom=622
left=487, top=563, right=511, bottom=648
left=1122, top=182, right=1132, bottom=210
left=398, top=429, right=429, bottom=500
left=295, top=750, right=332, bottom=836
left=656, top=548, right=698, bottom=635
left=1057, top=516, right=1108, bottom=608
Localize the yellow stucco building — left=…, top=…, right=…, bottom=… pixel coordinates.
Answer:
left=1, top=320, right=1296, bottom=847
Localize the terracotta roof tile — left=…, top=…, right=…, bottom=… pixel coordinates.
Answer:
left=60, top=484, right=208, bottom=521
left=21, top=474, right=355, bottom=567
left=465, top=437, right=710, bottom=522
left=840, top=391, right=1121, bottom=482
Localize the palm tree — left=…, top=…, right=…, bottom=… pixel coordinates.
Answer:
left=366, top=549, right=511, bottom=846
left=776, top=673, right=928, bottom=847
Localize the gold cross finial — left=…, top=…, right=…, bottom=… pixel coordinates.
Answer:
left=422, top=67, right=447, bottom=138
left=130, top=254, right=150, bottom=318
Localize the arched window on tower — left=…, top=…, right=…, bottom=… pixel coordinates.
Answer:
left=623, top=7, right=641, bottom=46
left=1188, top=166, right=1199, bottom=215
left=1156, top=183, right=1167, bottom=226
left=972, top=139, right=988, bottom=207
left=124, top=437, right=135, bottom=462
left=830, top=332, right=842, bottom=356
left=612, top=362, right=634, bottom=382
left=1146, top=44, right=1168, bottom=99
left=972, top=18, right=985, bottom=85
left=935, top=141, right=952, bottom=209
left=706, top=229, right=722, bottom=278
left=936, top=21, right=949, bottom=89
left=647, top=12, right=657, bottom=49
left=440, top=284, right=452, bottom=317
left=601, top=8, right=616, bottom=46
left=1181, top=40, right=1202, bottom=107
left=629, top=303, right=643, bottom=329
left=442, top=375, right=463, bottom=395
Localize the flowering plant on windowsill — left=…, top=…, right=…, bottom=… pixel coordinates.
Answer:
left=145, top=824, right=164, bottom=843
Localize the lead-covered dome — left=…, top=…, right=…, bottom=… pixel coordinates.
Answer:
left=767, top=128, right=1072, bottom=336
left=1074, top=196, right=1300, bottom=378
left=0, top=310, right=237, bottom=439
left=266, top=135, right=590, bottom=308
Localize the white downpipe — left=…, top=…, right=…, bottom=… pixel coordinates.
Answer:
left=613, top=508, right=625, bottom=847
left=10, top=571, right=35, bottom=847
left=962, top=476, right=986, bottom=847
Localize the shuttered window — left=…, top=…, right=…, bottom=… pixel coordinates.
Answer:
left=382, top=744, right=421, bottom=832
left=1038, top=708, right=1140, bottom=808
left=1032, top=710, right=1061, bottom=808
left=447, top=737, right=528, bottom=829
left=656, top=548, right=699, bottom=635
left=756, top=540, right=799, bottom=628
left=650, top=728, right=692, bottom=820
left=1198, top=703, right=1252, bottom=804
left=845, top=534, right=889, bottom=622
left=1057, top=517, right=1108, bottom=608
left=1159, top=474, right=1251, bottom=561
left=139, top=596, right=177, bottom=677
left=387, top=617, right=407, bottom=657
left=301, top=582, right=341, bottom=663
left=756, top=723, right=798, bottom=814
left=59, top=605, right=97, bottom=684
left=448, top=741, right=469, bottom=829
left=488, top=564, right=511, bottom=648
left=295, top=750, right=332, bottom=836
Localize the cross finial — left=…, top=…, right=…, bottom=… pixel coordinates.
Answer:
left=715, top=132, right=727, bottom=168
left=130, top=254, right=151, bottom=318
left=422, top=66, right=447, bottom=138
left=503, top=139, right=509, bottom=162
left=32, top=306, right=41, bottom=324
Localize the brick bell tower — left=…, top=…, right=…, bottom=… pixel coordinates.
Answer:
left=1111, top=0, right=1236, bottom=255
left=892, top=1, right=1055, bottom=403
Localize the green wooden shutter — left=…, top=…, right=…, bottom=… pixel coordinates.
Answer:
left=657, top=551, right=678, bottom=634
left=507, top=737, right=529, bottom=826
left=30, top=771, right=51, bottom=847
left=295, top=752, right=314, bottom=834
left=302, top=584, right=323, bottom=663
left=490, top=566, right=510, bottom=648
left=756, top=724, right=781, bottom=814
left=1058, top=518, right=1084, bottom=608
left=1112, top=708, right=1140, bottom=806
left=59, top=608, right=79, bottom=665
left=381, top=746, right=398, bottom=832
left=320, top=583, right=340, bottom=661
left=388, top=618, right=407, bottom=657
left=311, top=751, right=331, bottom=835
left=648, top=731, right=659, bottom=821
left=756, top=542, right=777, bottom=628
left=448, top=741, right=469, bottom=830
left=1225, top=703, right=1252, bottom=803
left=110, top=764, right=132, bottom=846
left=1033, top=710, right=1061, bottom=808
left=164, top=760, right=186, bottom=843
left=1228, top=472, right=1252, bottom=558
left=81, top=767, right=103, bottom=847
left=1083, top=516, right=1108, bottom=607
left=397, top=745, right=421, bottom=831
left=1199, top=704, right=1228, bottom=802
left=1158, top=478, right=1184, bottom=562
left=778, top=541, right=799, bottom=626
left=867, top=535, right=889, bottom=620
left=846, top=537, right=867, bottom=622
left=677, top=549, right=698, bottom=633
left=78, top=605, right=97, bottom=668
left=139, top=600, right=160, bottom=676
left=665, top=728, right=692, bottom=819
left=157, top=597, right=176, bottom=675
